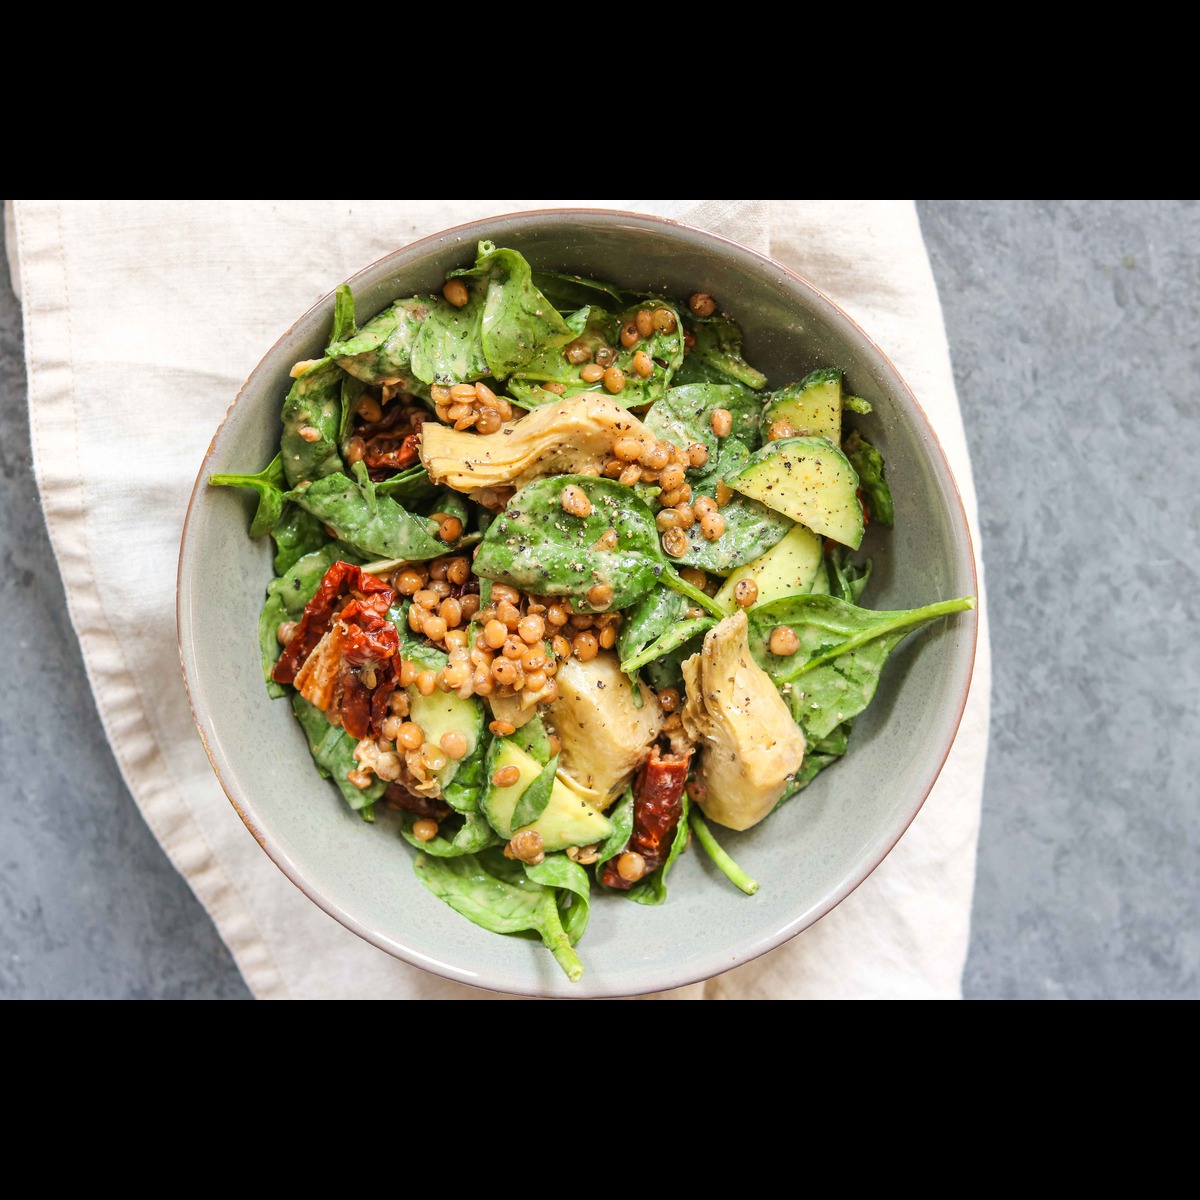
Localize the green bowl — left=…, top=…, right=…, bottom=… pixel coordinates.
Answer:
left=178, top=209, right=978, bottom=998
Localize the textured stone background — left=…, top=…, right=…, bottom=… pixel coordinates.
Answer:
left=2, top=201, right=1196, bottom=999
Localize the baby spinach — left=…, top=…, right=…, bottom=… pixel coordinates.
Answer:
left=596, top=787, right=635, bottom=867
left=293, top=695, right=385, bottom=811
left=843, top=429, right=894, bottom=527
left=400, top=810, right=501, bottom=857
left=372, top=463, right=440, bottom=509
left=271, top=504, right=330, bottom=575
left=208, top=453, right=286, bottom=539
left=828, top=546, right=872, bottom=604
left=507, top=306, right=616, bottom=408
left=280, top=359, right=345, bottom=486
left=682, top=314, right=768, bottom=391
left=511, top=755, right=559, bottom=830
left=327, top=290, right=430, bottom=392
left=531, top=269, right=636, bottom=314
left=473, top=475, right=724, bottom=617
left=747, top=593, right=975, bottom=742
left=413, top=848, right=586, bottom=982
left=525, top=853, right=592, bottom=947
left=444, top=240, right=574, bottom=381
left=410, top=284, right=490, bottom=386
left=646, top=382, right=762, bottom=461
left=284, top=471, right=445, bottom=562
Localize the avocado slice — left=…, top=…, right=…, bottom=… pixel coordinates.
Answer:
left=725, top=436, right=864, bottom=549
left=481, top=739, right=613, bottom=850
left=407, top=688, right=485, bottom=792
left=763, top=368, right=843, bottom=443
left=713, top=523, right=824, bottom=612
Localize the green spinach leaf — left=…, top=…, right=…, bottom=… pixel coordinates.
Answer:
left=473, top=475, right=724, bottom=617
left=280, top=359, right=345, bottom=486
left=400, top=810, right=501, bottom=857
left=208, top=453, right=286, bottom=539
left=747, top=593, right=975, bottom=742
left=284, top=471, right=445, bottom=562
left=414, top=848, right=585, bottom=982
left=843, top=429, right=894, bottom=527
left=682, top=314, right=767, bottom=390
left=327, top=292, right=431, bottom=392
left=292, top=695, right=384, bottom=810
left=511, top=755, right=559, bottom=830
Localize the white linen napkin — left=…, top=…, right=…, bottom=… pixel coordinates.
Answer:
left=8, top=199, right=991, bottom=1000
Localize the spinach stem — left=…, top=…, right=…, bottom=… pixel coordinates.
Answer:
left=689, top=810, right=759, bottom=895
left=663, top=567, right=727, bottom=619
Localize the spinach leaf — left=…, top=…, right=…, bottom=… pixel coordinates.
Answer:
left=530, top=270, right=636, bottom=313
left=373, top=463, right=440, bottom=509
left=271, top=503, right=330, bottom=575
left=413, top=848, right=585, bottom=982
left=410, top=284, right=490, bottom=387
left=596, top=787, right=635, bottom=866
left=828, top=546, right=872, bottom=604
left=682, top=314, right=768, bottom=390
left=511, top=755, right=559, bottom=830
left=442, top=724, right=491, bottom=815
left=507, top=306, right=617, bottom=408
left=843, top=429, right=894, bottom=528
left=386, top=599, right=450, bottom=671
left=400, top=810, right=501, bottom=857
left=472, top=475, right=724, bottom=617
left=646, top=382, right=763, bottom=461
left=616, top=586, right=690, bottom=667
left=328, top=283, right=356, bottom=347
left=512, top=715, right=553, bottom=765
left=746, top=593, right=976, bottom=742
left=327, top=293, right=430, bottom=392
left=446, top=240, right=574, bottom=381
left=292, top=695, right=384, bottom=810
left=284, top=471, right=445, bottom=562
left=280, top=359, right=345, bottom=486
left=623, top=793, right=691, bottom=906
left=677, top=439, right=794, bottom=573
left=525, top=853, right=592, bottom=946
left=209, top=453, right=286, bottom=539
left=773, top=720, right=855, bottom=808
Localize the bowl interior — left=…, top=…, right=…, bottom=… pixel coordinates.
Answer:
left=178, top=210, right=977, bottom=998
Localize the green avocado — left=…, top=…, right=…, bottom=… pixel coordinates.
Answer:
left=481, top=740, right=613, bottom=850
left=763, top=367, right=843, bottom=444
left=726, top=436, right=864, bottom=549
left=714, top=523, right=824, bottom=612
left=407, top=688, right=485, bottom=792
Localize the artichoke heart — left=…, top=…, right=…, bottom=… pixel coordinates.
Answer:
left=547, top=651, right=663, bottom=810
left=419, top=393, right=656, bottom=493
left=681, top=611, right=806, bottom=831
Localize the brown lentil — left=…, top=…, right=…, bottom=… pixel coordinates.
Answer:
left=769, top=626, right=801, bottom=656
left=652, top=307, right=677, bottom=334
left=662, top=528, right=688, bottom=557
left=561, top=484, right=593, bottom=518
left=552, top=634, right=572, bottom=659
left=715, top=480, right=734, bottom=507
left=587, top=583, right=614, bottom=610
left=687, top=442, right=710, bottom=468
left=635, top=308, right=655, bottom=338
left=618, top=462, right=642, bottom=487
left=580, top=363, right=605, bottom=383
left=710, top=409, right=733, bottom=438
left=397, top=722, right=425, bottom=751
left=700, top=511, right=726, bottom=541
left=603, top=366, right=626, bottom=394
left=620, top=321, right=640, bottom=348
left=768, top=419, right=794, bottom=442
left=440, top=731, right=469, bottom=760
left=412, top=818, right=440, bottom=842
left=616, top=851, right=647, bottom=882
left=508, top=829, right=545, bottom=865
left=734, top=578, right=760, bottom=607
left=442, top=279, right=470, bottom=307
left=658, top=686, right=680, bottom=713
left=688, top=292, right=717, bottom=318
left=416, top=670, right=438, bottom=696
left=598, top=625, right=616, bottom=649
left=489, top=719, right=516, bottom=736
left=492, top=765, right=522, bottom=788
left=573, top=630, right=600, bottom=661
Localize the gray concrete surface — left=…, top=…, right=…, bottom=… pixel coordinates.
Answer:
left=1, top=201, right=1195, bottom=1000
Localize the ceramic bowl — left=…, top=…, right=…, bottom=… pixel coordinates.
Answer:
left=178, top=209, right=977, bottom=998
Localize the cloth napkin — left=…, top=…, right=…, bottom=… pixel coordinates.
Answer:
left=7, top=199, right=991, bottom=1000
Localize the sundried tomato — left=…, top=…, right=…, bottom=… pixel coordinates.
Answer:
left=272, top=562, right=399, bottom=739
left=601, top=744, right=693, bottom=890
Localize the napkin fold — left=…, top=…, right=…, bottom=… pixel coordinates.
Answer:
left=9, top=199, right=990, bottom=1000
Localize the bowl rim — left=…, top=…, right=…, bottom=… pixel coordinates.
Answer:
left=177, top=206, right=979, bottom=996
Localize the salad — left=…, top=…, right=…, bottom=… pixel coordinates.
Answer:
left=211, top=241, right=975, bottom=982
